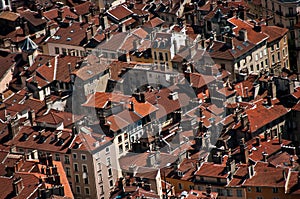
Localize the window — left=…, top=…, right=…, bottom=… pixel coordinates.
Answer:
left=118, top=136, right=122, bottom=143
left=105, top=147, right=110, bottom=154
left=189, top=185, right=194, bottom=190
left=106, top=157, right=111, bottom=166
left=119, top=144, right=123, bottom=154
left=237, top=189, right=243, bottom=197
left=255, top=54, right=258, bottom=61
left=260, top=51, right=263, bottom=58
left=256, top=187, right=262, bottom=192
left=227, top=189, right=233, bottom=197
left=277, top=52, right=280, bottom=60
left=247, top=187, right=252, bottom=192
left=82, top=165, right=88, bottom=173
left=55, top=47, right=60, bottom=54
left=256, top=64, right=259, bottom=71
left=159, top=52, right=163, bottom=60
left=81, top=154, right=86, bottom=160
left=108, top=168, right=112, bottom=176
left=66, top=167, right=71, bottom=177
left=290, top=20, right=295, bottom=27
left=257, top=197, right=263, bottom=199
left=97, top=162, right=102, bottom=171
left=73, top=153, right=77, bottom=159
left=85, top=187, right=90, bottom=195
left=272, top=187, right=278, bottom=193
left=154, top=52, right=157, bottom=60
left=76, top=186, right=81, bottom=194
left=62, top=48, right=66, bottom=55
left=64, top=155, right=70, bottom=164
left=263, top=49, right=267, bottom=55
left=55, top=154, right=60, bottom=161
left=75, top=174, right=80, bottom=183
left=98, top=173, right=103, bottom=183
left=100, top=185, right=104, bottom=194
left=178, top=183, right=183, bottom=190
left=109, top=180, right=114, bottom=187
left=165, top=52, right=168, bottom=61
left=74, top=163, right=79, bottom=172
left=84, top=176, right=89, bottom=184
left=125, top=142, right=129, bottom=150
left=272, top=55, right=275, bottom=64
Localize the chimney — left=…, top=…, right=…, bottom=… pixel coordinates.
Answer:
left=86, top=29, right=92, bottom=41
left=54, top=174, right=61, bottom=185
left=28, top=110, right=35, bottom=126
left=240, top=138, right=249, bottom=164
left=268, top=80, right=276, bottom=99
left=206, top=185, right=212, bottom=196
left=239, top=28, right=248, bottom=41
left=262, top=152, right=268, bottom=162
left=267, top=95, right=272, bottom=106
left=253, top=23, right=261, bottom=32
left=52, top=165, right=58, bottom=175
left=255, top=136, right=261, bottom=146
left=290, top=156, right=295, bottom=166
left=57, top=8, right=63, bottom=21
left=247, top=164, right=255, bottom=179
left=37, top=6, right=44, bottom=18
left=173, top=39, right=177, bottom=55
left=278, top=132, right=282, bottom=144
left=46, top=166, right=51, bottom=175
left=13, top=177, right=24, bottom=196
left=224, top=35, right=234, bottom=49
left=129, top=101, right=134, bottom=111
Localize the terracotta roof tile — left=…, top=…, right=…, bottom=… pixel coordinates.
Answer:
left=107, top=5, right=133, bottom=21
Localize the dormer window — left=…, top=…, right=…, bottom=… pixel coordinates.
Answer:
left=177, top=170, right=183, bottom=177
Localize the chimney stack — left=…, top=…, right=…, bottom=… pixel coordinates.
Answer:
left=255, top=136, right=261, bottom=146
left=240, top=138, right=249, bottom=164
left=262, top=152, right=268, bottom=162
left=13, top=177, right=24, bottom=196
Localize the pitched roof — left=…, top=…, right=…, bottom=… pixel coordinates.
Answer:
left=195, top=162, right=229, bottom=179
left=246, top=98, right=290, bottom=133
left=35, top=111, right=64, bottom=125
left=261, top=25, right=288, bottom=43
left=0, top=11, right=19, bottom=21
left=19, top=10, right=47, bottom=27
left=228, top=17, right=269, bottom=45
left=47, top=22, right=89, bottom=46
left=107, top=5, right=133, bottom=21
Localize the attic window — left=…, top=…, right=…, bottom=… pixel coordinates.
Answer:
left=243, top=41, right=249, bottom=46
left=70, top=30, right=74, bottom=33
left=237, top=46, right=243, bottom=50
left=67, top=37, right=72, bottom=41
left=177, top=170, right=183, bottom=177
left=87, top=70, right=93, bottom=75
left=54, top=36, right=61, bottom=40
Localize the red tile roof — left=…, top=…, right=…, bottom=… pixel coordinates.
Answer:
left=107, top=5, right=133, bottom=21
left=19, top=10, right=47, bottom=27
left=246, top=98, right=290, bottom=133
left=47, top=22, right=89, bottom=46
left=195, top=162, right=229, bottom=179
left=228, top=17, right=268, bottom=45
left=261, top=25, right=288, bottom=43
left=74, top=1, right=93, bottom=16
left=243, top=162, right=287, bottom=187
